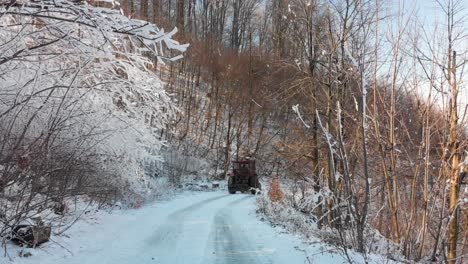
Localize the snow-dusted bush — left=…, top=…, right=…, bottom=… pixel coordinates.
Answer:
left=256, top=180, right=318, bottom=238
left=0, top=0, right=187, bottom=241
left=256, top=180, right=402, bottom=262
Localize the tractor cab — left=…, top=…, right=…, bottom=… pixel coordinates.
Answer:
left=232, top=159, right=256, bottom=176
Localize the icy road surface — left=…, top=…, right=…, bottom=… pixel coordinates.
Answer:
left=2, top=192, right=382, bottom=264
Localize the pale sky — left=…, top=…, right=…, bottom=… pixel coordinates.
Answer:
left=383, top=0, right=467, bottom=124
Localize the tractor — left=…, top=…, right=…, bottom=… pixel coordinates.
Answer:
left=227, top=157, right=261, bottom=194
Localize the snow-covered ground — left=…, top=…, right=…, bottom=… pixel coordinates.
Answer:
left=1, top=191, right=396, bottom=264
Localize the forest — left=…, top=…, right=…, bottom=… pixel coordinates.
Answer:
left=0, top=0, right=467, bottom=263
left=141, top=0, right=467, bottom=262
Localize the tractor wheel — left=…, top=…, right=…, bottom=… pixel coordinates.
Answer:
left=228, top=177, right=235, bottom=194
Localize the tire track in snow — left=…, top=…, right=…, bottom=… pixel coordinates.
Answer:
left=81, top=194, right=232, bottom=264
left=145, top=194, right=232, bottom=263
left=208, top=195, right=273, bottom=264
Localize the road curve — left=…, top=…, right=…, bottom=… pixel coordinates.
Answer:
left=5, top=192, right=316, bottom=264
left=144, top=193, right=275, bottom=264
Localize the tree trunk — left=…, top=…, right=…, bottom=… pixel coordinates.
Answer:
left=177, top=0, right=185, bottom=37
left=447, top=49, right=460, bottom=264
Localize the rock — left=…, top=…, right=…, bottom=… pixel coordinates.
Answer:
left=18, top=250, right=33, bottom=258
left=11, top=224, right=51, bottom=248
left=54, top=202, right=66, bottom=215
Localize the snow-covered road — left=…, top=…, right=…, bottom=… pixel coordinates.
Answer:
left=2, top=192, right=361, bottom=264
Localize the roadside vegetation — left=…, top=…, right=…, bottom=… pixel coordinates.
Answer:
left=0, top=0, right=186, bottom=250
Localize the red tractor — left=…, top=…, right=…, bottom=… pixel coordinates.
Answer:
left=227, top=157, right=261, bottom=194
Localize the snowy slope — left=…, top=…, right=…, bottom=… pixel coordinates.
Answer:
left=1, top=192, right=397, bottom=264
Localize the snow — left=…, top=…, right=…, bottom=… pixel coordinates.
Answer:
left=292, top=104, right=310, bottom=129
left=0, top=191, right=396, bottom=264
